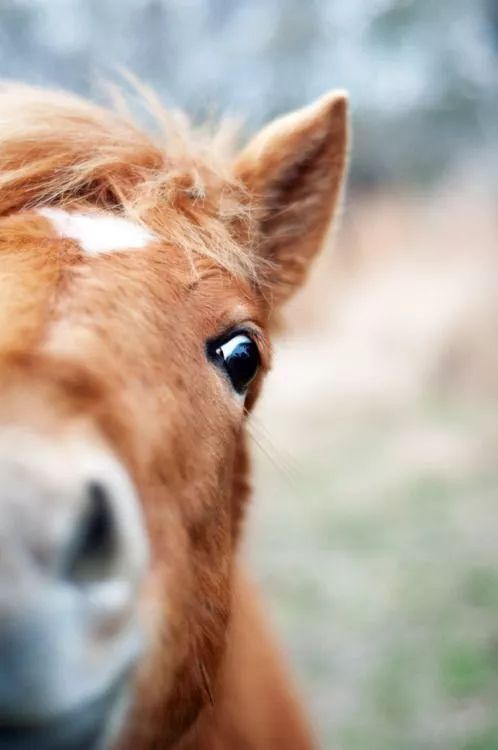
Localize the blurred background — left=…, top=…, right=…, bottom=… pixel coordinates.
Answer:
left=1, top=1, right=497, bottom=748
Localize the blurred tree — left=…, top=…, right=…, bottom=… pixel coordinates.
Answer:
left=0, top=0, right=495, bottom=185
left=484, top=0, right=498, bottom=50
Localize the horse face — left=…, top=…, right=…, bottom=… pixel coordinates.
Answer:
left=0, top=218, right=265, bottom=748
left=0, top=88, right=347, bottom=750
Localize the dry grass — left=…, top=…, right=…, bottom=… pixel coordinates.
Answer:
left=246, top=181, right=498, bottom=750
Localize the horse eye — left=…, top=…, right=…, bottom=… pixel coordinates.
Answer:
left=208, top=333, right=261, bottom=394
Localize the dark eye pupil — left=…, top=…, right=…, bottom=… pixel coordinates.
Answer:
left=211, top=334, right=261, bottom=394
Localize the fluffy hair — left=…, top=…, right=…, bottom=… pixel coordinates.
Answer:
left=0, top=82, right=258, bottom=278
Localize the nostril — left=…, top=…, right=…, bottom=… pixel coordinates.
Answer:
left=63, top=481, right=119, bottom=584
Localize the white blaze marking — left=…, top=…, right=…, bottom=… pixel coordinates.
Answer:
left=38, top=207, right=155, bottom=255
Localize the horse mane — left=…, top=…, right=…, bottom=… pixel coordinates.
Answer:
left=0, top=83, right=257, bottom=277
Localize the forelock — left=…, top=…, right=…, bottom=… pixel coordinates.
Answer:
left=0, top=83, right=261, bottom=281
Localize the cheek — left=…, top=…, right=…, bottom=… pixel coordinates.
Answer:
left=123, top=339, right=243, bottom=612
left=131, top=423, right=239, bottom=733
left=151, top=426, right=239, bottom=581
left=137, top=398, right=241, bottom=624
left=150, top=374, right=242, bottom=521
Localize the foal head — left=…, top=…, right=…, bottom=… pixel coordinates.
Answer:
left=0, top=85, right=348, bottom=749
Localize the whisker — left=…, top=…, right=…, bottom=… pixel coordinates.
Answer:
left=246, top=414, right=299, bottom=483
left=199, top=662, right=214, bottom=707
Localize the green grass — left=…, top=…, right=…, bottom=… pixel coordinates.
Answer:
left=248, top=393, right=498, bottom=749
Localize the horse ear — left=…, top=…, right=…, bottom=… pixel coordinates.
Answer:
left=234, top=91, right=348, bottom=307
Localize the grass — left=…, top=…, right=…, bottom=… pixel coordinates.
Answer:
left=248, top=395, right=498, bottom=749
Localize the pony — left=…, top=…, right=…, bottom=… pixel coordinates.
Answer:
left=0, top=82, right=348, bottom=750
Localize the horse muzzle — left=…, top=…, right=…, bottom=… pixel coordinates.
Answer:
left=0, top=672, right=128, bottom=750
left=0, top=426, right=149, bottom=750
